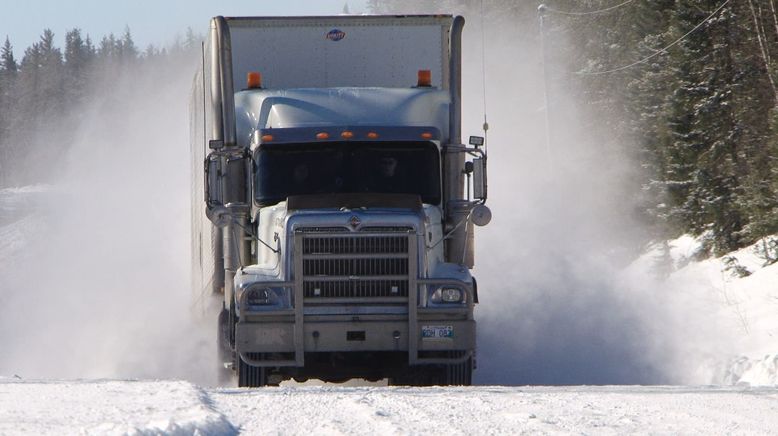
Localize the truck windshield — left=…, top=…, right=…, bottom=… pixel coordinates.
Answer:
left=254, top=141, right=441, bottom=206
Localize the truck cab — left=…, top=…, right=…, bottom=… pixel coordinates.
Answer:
left=191, top=15, right=491, bottom=386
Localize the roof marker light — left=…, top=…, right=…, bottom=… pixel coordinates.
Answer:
left=421, top=132, right=433, bottom=140
left=261, top=134, right=274, bottom=142
left=316, top=132, right=330, bottom=140
left=247, top=71, right=262, bottom=89
left=367, top=132, right=379, bottom=139
left=341, top=131, right=354, bottom=139
left=417, top=69, right=432, bottom=87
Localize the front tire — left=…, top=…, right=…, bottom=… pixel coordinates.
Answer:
left=216, top=307, right=233, bottom=385
left=237, top=355, right=267, bottom=387
left=388, top=358, right=473, bottom=386
left=443, top=357, right=472, bottom=386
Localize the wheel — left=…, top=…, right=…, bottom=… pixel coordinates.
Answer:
left=443, top=357, right=472, bottom=386
left=389, top=358, right=473, bottom=386
left=237, top=354, right=267, bottom=387
left=388, top=367, right=433, bottom=386
left=216, top=307, right=234, bottom=384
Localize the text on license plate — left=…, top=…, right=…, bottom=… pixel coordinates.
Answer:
left=421, top=325, right=454, bottom=340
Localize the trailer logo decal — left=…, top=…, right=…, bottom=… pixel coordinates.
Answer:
left=326, top=29, right=346, bottom=41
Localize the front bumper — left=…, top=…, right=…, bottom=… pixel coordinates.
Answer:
left=236, top=314, right=475, bottom=367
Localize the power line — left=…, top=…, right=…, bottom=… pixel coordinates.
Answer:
left=544, top=0, right=635, bottom=16
left=576, top=0, right=731, bottom=76
left=480, top=0, right=490, bottom=145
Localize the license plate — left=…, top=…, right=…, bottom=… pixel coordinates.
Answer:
left=421, top=325, right=454, bottom=340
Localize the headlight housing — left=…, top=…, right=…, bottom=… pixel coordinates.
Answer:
left=429, top=286, right=466, bottom=304
left=246, top=287, right=276, bottom=306
left=237, top=285, right=291, bottom=311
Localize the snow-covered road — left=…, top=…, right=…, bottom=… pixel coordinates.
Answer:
left=1, top=379, right=777, bottom=435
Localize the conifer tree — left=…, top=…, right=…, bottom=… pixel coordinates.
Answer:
left=1, top=37, right=17, bottom=75
left=0, top=37, right=16, bottom=184
left=64, top=28, right=92, bottom=103
left=119, top=27, right=138, bottom=62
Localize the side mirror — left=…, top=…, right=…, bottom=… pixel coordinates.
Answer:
left=205, top=152, right=223, bottom=212
left=205, top=149, right=250, bottom=225
left=472, top=157, right=487, bottom=200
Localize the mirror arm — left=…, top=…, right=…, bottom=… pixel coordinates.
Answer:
left=444, top=144, right=486, bottom=157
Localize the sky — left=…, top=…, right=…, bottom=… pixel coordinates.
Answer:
left=1, top=0, right=370, bottom=58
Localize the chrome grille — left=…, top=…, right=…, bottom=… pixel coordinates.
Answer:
left=299, top=232, right=412, bottom=301
left=303, top=258, right=408, bottom=276
left=304, top=280, right=408, bottom=298
left=303, top=235, right=408, bottom=255
left=359, top=226, right=415, bottom=233
left=297, top=226, right=349, bottom=233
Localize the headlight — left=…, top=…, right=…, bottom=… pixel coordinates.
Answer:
left=246, top=287, right=276, bottom=306
left=238, top=285, right=290, bottom=309
left=430, top=287, right=466, bottom=304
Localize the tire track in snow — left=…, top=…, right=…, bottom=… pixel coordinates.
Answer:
left=211, top=386, right=403, bottom=435
left=209, top=385, right=778, bottom=435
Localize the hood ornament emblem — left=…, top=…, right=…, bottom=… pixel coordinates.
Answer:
left=349, top=216, right=361, bottom=229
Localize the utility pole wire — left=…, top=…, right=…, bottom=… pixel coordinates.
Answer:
left=576, top=0, right=731, bottom=76
left=480, top=0, right=490, bottom=149
left=770, top=0, right=778, bottom=41
left=544, top=0, right=634, bottom=16
left=747, top=0, right=778, bottom=103
left=538, top=6, right=554, bottom=172
left=757, top=2, right=772, bottom=65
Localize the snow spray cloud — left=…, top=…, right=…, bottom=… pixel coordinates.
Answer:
left=465, top=9, right=669, bottom=385
left=0, top=52, right=217, bottom=383
left=370, top=1, right=737, bottom=385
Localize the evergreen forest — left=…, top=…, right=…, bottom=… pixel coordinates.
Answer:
left=0, top=27, right=198, bottom=187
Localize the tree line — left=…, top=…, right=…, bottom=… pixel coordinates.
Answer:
left=371, top=0, right=778, bottom=257
left=552, top=0, right=778, bottom=256
left=0, top=27, right=198, bottom=186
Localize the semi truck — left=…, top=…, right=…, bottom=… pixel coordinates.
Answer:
left=190, top=15, right=491, bottom=387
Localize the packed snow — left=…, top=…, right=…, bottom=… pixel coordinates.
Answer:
left=2, top=379, right=778, bottom=435
left=0, top=379, right=234, bottom=435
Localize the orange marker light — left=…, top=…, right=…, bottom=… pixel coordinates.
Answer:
left=367, top=132, right=379, bottom=139
left=421, top=132, right=433, bottom=140
left=316, top=132, right=330, bottom=140
left=341, top=131, right=354, bottom=139
left=417, top=70, right=432, bottom=87
left=261, top=134, right=274, bottom=142
left=247, top=71, right=262, bottom=89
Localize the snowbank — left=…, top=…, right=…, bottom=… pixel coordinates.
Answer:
left=631, top=235, right=778, bottom=386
